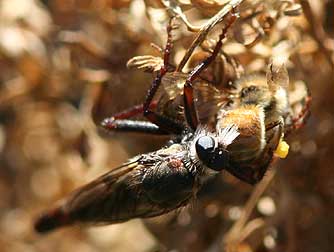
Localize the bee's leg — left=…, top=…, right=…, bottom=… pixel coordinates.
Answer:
left=265, top=120, right=283, bottom=131
left=285, top=95, right=312, bottom=135
left=183, top=15, right=237, bottom=130
left=292, top=95, right=312, bottom=130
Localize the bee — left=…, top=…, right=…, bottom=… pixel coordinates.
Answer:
left=34, top=14, right=310, bottom=234
left=216, top=58, right=311, bottom=182
left=216, top=72, right=289, bottom=183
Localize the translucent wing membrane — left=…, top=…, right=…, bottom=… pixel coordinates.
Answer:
left=35, top=144, right=197, bottom=233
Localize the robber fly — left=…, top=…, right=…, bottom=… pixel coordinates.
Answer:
left=34, top=13, right=310, bottom=233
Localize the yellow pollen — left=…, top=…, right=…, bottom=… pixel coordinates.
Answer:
left=274, top=140, right=289, bottom=159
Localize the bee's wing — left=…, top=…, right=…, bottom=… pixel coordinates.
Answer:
left=34, top=157, right=153, bottom=233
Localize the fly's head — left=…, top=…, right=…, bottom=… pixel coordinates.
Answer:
left=190, top=124, right=240, bottom=174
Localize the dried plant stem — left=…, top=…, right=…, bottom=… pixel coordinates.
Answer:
left=176, top=0, right=244, bottom=72
left=162, top=0, right=202, bottom=32
left=223, top=167, right=276, bottom=249
left=300, top=0, right=334, bottom=69
left=59, top=31, right=109, bottom=60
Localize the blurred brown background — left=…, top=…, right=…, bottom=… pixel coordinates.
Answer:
left=0, top=0, right=333, bottom=251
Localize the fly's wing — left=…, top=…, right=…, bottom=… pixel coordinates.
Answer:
left=161, top=72, right=187, bottom=100
left=194, top=82, right=227, bottom=125
left=34, top=144, right=196, bottom=234
left=34, top=158, right=148, bottom=233
left=160, top=72, right=225, bottom=126
left=157, top=73, right=186, bottom=121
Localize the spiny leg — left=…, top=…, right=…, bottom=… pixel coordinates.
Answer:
left=102, top=119, right=168, bottom=135
left=106, top=102, right=157, bottom=121
left=143, top=19, right=174, bottom=111
left=101, top=102, right=168, bottom=135
left=102, top=19, right=184, bottom=135
left=142, top=17, right=185, bottom=134
left=292, top=95, right=312, bottom=130
left=183, top=14, right=237, bottom=130
left=283, top=94, right=311, bottom=136
left=266, top=120, right=283, bottom=131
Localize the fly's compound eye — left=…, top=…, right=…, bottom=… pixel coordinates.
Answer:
left=196, top=136, right=215, bottom=161
left=195, top=136, right=228, bottom=171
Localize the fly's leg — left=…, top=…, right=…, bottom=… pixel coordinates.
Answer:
left=101, top=102, right=182, bottom=135
left=102, top=18, right=184, bottom=135
left=101, top=102, right=169, bottom=135
left=105, top=102, right=157, bottom=121
left=141, top=18, right=185, bottom=134
left=143, top=18, right=175, bottom=110
left=102, top=119, right=168, bottom=135
left=183, top=13, right=237, bottom=130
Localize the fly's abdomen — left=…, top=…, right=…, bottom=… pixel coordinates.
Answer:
left=34, top=148, right=197, bottom=234
left=142, top=158, right=195, bottom=208
left=34, top=205, right=72, bottom=233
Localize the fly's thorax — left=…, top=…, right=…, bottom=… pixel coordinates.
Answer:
left=156, top=143, right=185, bottom=156
left=154, top=142, right=201, bottom=177
left=141, top=142, right=198, bottom=208
left=217, top=105, right=266, bottom=162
